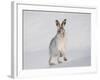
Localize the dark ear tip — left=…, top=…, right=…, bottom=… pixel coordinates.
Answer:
left=56, top=20, right=58, bottom=22
left=64, top=19, right=66, bottom=21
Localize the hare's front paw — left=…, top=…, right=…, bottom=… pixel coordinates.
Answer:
left=58, top=60, right=63, bottom=64
left=49, top=62, right=57, bottom=65
left=58, top=57, right=64, bottom=63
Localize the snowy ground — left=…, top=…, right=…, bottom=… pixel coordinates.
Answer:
left=23, top=11, right=91, bottom=69
left=23, top=48, right=91, bottom=69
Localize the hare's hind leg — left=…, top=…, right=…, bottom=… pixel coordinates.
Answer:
left=49, top=56, right=57, bottom=65
left=49, top=56, right=53, bottom=65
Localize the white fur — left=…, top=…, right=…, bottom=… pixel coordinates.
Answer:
left=49, top=19, right=67, bottom=65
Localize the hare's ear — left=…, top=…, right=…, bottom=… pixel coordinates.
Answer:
left=61, top=19, right=66, bottom=27
left=56, top=20, right=60, bottom=27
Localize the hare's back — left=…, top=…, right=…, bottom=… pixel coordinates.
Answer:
left=49, top=36, right=57, bottom=48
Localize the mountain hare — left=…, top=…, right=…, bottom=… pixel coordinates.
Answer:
left=49, top=19, right=67, bottom=65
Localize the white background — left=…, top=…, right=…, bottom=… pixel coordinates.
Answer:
left=0, top=0, right=99, bottom=80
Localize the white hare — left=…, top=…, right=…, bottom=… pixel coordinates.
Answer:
left=49, top=19, right=67, bottom=65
